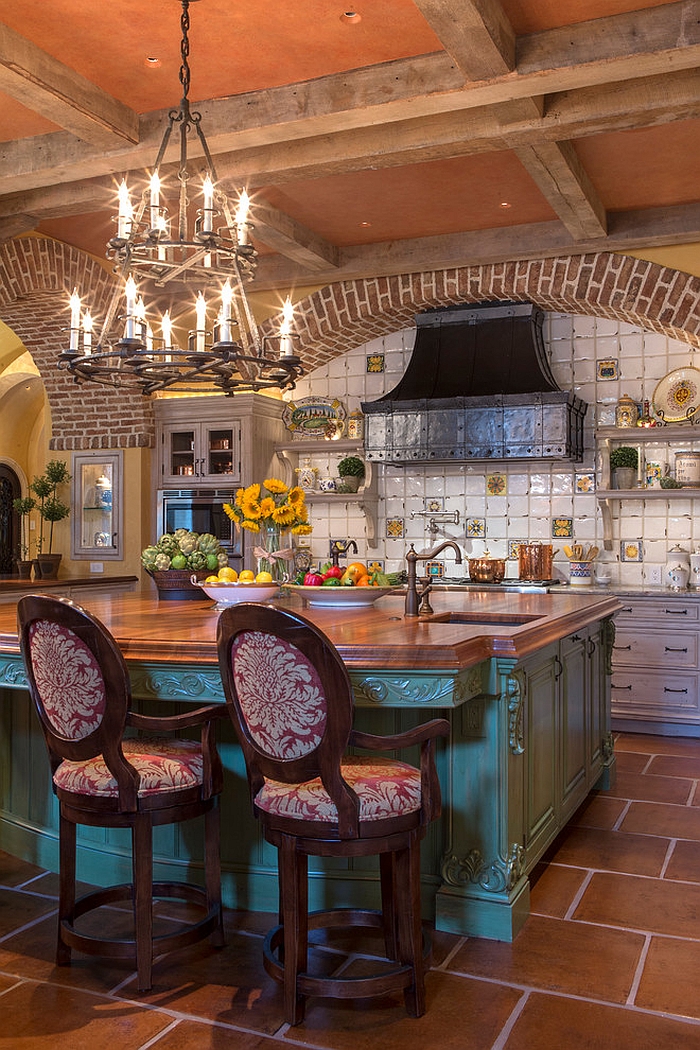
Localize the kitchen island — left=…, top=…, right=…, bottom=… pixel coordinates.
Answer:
left=0, top=586, right=619, bottom=941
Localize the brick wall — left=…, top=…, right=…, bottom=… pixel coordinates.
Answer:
left=3, top=238, right=699, bottom=449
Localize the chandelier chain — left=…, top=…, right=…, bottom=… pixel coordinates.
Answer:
left=179, top=0, right=191, bottom=103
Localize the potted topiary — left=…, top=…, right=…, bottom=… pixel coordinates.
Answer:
left=12, top=495, right=36, bottom=577
left=336, top=455, right=366, bottom=493
left=31, top=459, right=72, bottom=578
left=610, top=446, right=638, bottom=490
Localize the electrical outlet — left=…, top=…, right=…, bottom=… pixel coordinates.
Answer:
left=648, top=565, right=662, bottom=586
left=89, top=561, right=104, bottom=574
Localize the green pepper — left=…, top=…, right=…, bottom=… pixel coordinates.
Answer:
left=322, top=577, right=341, bottom=586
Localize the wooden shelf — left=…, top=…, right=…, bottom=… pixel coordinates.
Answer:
left=596, top=488, right=700, bottom=499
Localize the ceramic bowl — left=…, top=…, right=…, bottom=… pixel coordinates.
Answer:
left=192, top=580, right=280, bottom=606
left=284, top=584, right=398, bottom=608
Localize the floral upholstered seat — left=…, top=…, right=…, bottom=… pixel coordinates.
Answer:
left=217, top=602, right=450, bottom=1025
left=18, top=594, right=226, bottom=992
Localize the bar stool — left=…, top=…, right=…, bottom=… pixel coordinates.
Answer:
left=216, top=602, right=449, bottom=1024
left=17, top=593, right=226, bottom=991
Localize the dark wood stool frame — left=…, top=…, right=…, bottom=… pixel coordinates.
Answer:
left=18, top=593, right=227, bottom=991
left=217, top=602, right=449, bottom=1024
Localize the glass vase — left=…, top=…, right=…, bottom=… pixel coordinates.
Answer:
left=256, top=523, right=286, bottom=582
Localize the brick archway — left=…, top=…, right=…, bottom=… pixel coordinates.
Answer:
left=260, top=253, right=700, bottom=375
left=0, top=237, right=153, bottom=449
left=2, top=239, right=699, bottom=446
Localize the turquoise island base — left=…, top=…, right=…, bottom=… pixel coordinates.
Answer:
left=0, top=586, right=619, bottom=942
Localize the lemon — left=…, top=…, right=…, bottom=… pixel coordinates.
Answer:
left=217, top=566, right=238, bottom=582
left=205, top=574, right=219, bottom=583
left=238, top=569, right=255, bottom=582
left=255, top=570, right=273, bottom=583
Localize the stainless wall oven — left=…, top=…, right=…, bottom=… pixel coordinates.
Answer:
left=158, top=489, right=243, bottom=567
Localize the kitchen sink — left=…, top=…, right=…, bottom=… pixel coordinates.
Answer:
left=427, top=612, right=545, bottom=627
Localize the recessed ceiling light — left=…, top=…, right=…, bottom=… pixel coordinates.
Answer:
left=360, top=220, right=371, bottom=227
left=145, top=56, right=161, bottom=67
left=499, top=201, right=512, bottom=209
left=340, top=11, right=362, bottom=24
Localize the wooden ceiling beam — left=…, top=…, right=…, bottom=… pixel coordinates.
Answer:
left=0, top=2, right=697, bottom=194
left=249, top=202, right=700, bottom=290
left=411, top=0, right=515, bottom=79
left=0, top=22, right=138, bottom=149
left=513, top=140, right=607, bottom=240
left=251, top=204, right=340, bottom=270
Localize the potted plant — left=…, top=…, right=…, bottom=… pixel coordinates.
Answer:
left=610, top=446, right=638, bottom=490
left=336, top=455, right=366, bottom=493
left=31, top=460, right=71, bottom=578
left=12, top=495, right=36, bottom=577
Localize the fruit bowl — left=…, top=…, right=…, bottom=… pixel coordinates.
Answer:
left=283, top=584, right=399, bottom=608
left=191, top=578, right=281, bottom=607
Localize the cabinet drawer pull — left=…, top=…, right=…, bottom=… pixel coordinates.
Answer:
left=613, top=644, right=631, bottom=651
left=664, top=646, right=689, bottom=653
left=620, top=607, right=633, bottom=613
left=611, top=682, right=632, bottom=690
left=587, top=638, right=596, bottom=657
left=664, top=687, right=689, bottom=694
left=664, top=608, right=688, bottom=615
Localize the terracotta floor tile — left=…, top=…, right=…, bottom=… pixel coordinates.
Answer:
left=567, top=793, right=627, bottom=829
left=607, top=769, right=694, bottom=804
left=574, top=870, right=700, bottom=936
left=448, top=915, right=643, bottom=1002
left=635, top=936, right=700, bottom=1019
left=0, top=981, right=169, bottom=1047
left=648, top=753, right=700, bottom=779
left=613, top=734, right=700, bottom=758
left=0, top=886, right=55, bottom=937
left=0, top=850, right=46, bottom=888
left=621, top=800, right=700, bottom=840
left=547, top=824, right=669, bottom=877
left=152, top=1020, right=289, bottom=1049
left=529, top=862, right=587, bottom=918
left=664, top=839, right=700, bottom=883
left=504, top=990, right=700, bottom=1050
left=612, top=750, right=651, bottom=774
left=281, top=971, right=522, bottom=1050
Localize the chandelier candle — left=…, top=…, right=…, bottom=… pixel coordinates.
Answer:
left=69, top=288, right=81, bottom=351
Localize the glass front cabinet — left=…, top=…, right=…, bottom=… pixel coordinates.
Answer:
left=159, top=421, right=241, bottom=487
left=71, top=452, right=123, bottom=560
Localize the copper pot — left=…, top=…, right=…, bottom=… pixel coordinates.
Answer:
left=517, top=543, right=554, bottom=581
left=468, top=557, right=506, bottom=583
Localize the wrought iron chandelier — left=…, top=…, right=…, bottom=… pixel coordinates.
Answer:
left=59, top=0, right=303, bottom=397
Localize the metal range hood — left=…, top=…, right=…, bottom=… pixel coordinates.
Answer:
left=361, top=301, right=587, bottom=463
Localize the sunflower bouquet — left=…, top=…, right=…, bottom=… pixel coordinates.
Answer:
left=223, top=478, right=312, bottom=580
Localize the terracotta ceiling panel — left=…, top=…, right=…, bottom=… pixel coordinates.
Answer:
left=574, top=118, right=700, bottom=211
left=0, top=0, right=441, bottom=118
left=259, top=152, right=557, bottom=246
left=501, top=0, right=675, bottom=34
left=0, top=93, right=58, bottom=142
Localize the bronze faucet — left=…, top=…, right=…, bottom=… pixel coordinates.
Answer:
left=404, top=540, right=463, bottom=617
left=329, top=538, right=358, bottom=568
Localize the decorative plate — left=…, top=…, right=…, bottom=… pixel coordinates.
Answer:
left=192, top=580, right=280, bottom=607
left=283, top=584, right=399, bottom=608
left=282, top=396, right=347, bottom=436
left=652, top=367, right=700, bottom=423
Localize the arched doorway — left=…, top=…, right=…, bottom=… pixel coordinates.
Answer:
left=0, top=464, right=20, bottom=575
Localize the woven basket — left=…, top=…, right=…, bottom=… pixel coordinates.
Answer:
left=147, top=569, right=208, bottom=601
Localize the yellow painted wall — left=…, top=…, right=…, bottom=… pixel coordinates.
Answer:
left=627, top=242, right=700, bottom=280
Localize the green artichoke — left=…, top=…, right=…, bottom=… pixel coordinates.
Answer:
left=154, top=552, right=172, bottom=571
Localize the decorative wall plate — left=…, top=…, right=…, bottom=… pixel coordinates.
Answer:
left=652, top=367, right=700, bottom=423
left=283, top=396, right=347, bottom=435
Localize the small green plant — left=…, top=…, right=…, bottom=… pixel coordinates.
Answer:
left=12, top=495, right=36, bottom=560
left=337, top=455, right=365, bottom=478
left=31, top=459, right=71, bottom=554
left=610, top=446, right=638, bottom=469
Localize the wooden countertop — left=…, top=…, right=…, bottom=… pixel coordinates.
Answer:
left=0, top=588, right=621, bottom=672
left=0, top=575, right=139, bottom=593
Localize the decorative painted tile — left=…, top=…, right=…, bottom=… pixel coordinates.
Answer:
left=552, top=517, right=574, bottom=538
left=621, top=540, right=643, bottom=562
left=368, top=559, right=385, bottom=574
left=425, top=560, right=444, bottom=577
left=486, top=473, right=507, bottom=496
left=386, top=517, right=404, bottom=539
left=466, top=517, right=486, bottom=538
left=509, top=539, right=526, bottom=560
left=424, top=497, right=444, bottom=513
left=575, top=472, right=596, bottom=493
left=596, top=358, right=619, bottom=380
left=366, top=353, right=385, bottom=373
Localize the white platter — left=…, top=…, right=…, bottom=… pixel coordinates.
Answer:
left=192, top=580, right=281, bottom=606
left=652, top=366, right=700, bottom=423
left=283, top=584, right=398, bottom=608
